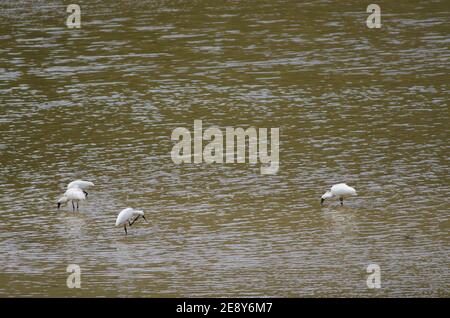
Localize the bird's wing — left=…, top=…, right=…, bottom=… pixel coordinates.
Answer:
left=331, top=183, right=354, bottom=196
left=121, top=207, right=134, bottom=214
left=68, top=180, right=92, bottom=189
left=116, top=208, right=133, bottom=226
left=67, top=180, right=80, bottom=189
left=65, top=187, right=85, bottom=200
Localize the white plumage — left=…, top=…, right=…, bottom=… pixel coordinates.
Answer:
left=67, top=180, right=94, bottom=190
left=115, top=208, right=147, bottom=235
left=58, top=187, right=86, bottom=211
left=321, top=183, right=357, bottom=206
left=67, top=180, right=94, bottom=197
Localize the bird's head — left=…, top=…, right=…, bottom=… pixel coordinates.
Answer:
left=321, top=191, right=333, bottom=205
left=136, top=211, right=148, bottom=223
left=57, top=196, right=68, bottom=209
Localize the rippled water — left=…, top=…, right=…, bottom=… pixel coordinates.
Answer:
left=0, top=0, right=449, bottom=297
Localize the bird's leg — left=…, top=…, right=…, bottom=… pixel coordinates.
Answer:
left=76, top=201, right=79, bottom=211
left=340, top=197, right=343, bottom=206
left=124, top=225, right=127, bottom=235
left=72, top=201, right=75, bottom=211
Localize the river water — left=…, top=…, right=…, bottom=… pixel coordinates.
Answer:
left=0, top=0, right=448, bottom=297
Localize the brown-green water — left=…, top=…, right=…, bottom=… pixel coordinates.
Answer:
left=0, top=0, right=449, bottom=297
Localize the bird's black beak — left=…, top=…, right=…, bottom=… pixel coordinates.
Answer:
left=142, top=215, right=148, bottom=223
left=320, top=198, right=324, bottom=206
left=57, top=202, right=61, bottom=209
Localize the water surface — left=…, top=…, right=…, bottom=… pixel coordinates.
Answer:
left=0, top=0, right=449, bottom=297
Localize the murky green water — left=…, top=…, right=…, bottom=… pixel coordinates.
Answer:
left=0, top=0, right=448, bottom=297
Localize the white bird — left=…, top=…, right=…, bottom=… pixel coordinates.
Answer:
left=67, top=180, right=94, bottom=197
left=321, top=183, right=357, bottom=206
left=58, top=187, right=87, bottom=211
left=115, top=208, right=148, bottom=235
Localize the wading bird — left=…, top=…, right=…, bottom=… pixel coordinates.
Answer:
left=321, top=183, right=357, bottom=206
left=67, top=180, right=94, bottom=197
left=58, top=187, right=86, bottom=211
left=115, top=208, right=148, bottom=235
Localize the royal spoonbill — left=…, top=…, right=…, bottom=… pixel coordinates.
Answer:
left=67, top=180, right=94, bottom=197
left=58, top=187, right=87, bottom=211
left=321, top=183, right=357, bottom=206
left=115, top=208, right=148, bottom=235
